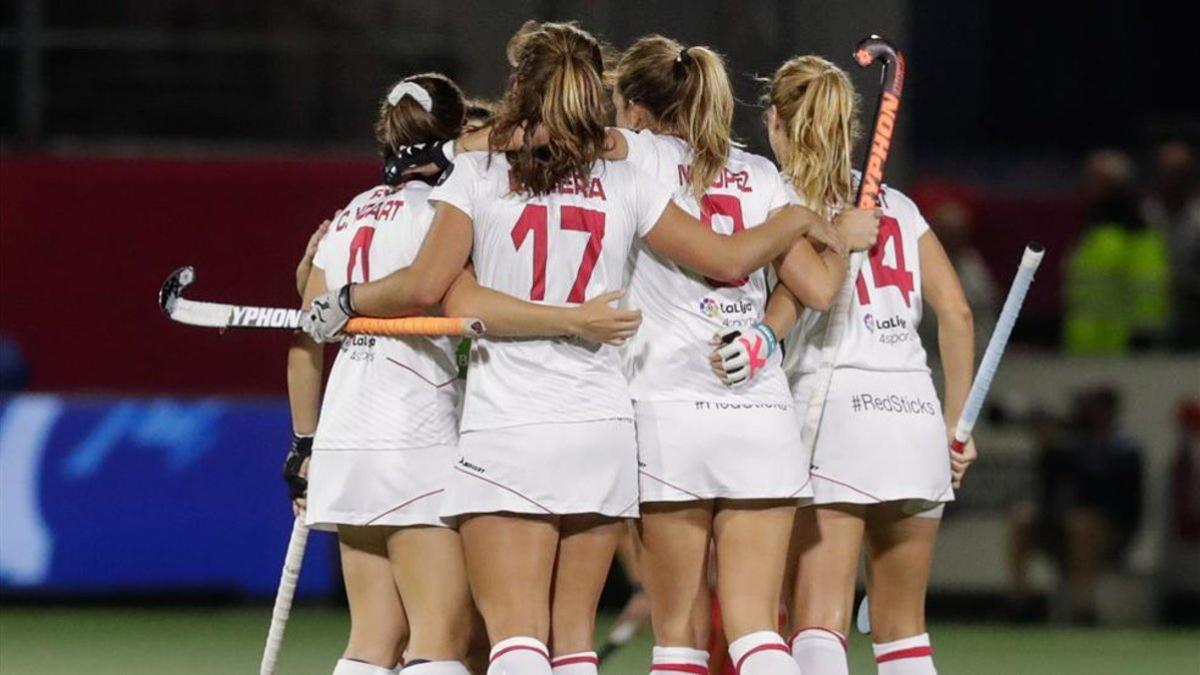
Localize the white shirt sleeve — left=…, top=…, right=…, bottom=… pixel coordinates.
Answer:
left=615, top=128, right=661, bottom=177
left=429, top=155, right=480, bottom=219
left=631, top=165, right=672, bottom=238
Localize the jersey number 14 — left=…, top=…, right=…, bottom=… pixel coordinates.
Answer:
left=854, top=216, right=914, bottom=307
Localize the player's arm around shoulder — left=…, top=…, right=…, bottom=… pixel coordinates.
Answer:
left=442, top=268, right=642, bottom=346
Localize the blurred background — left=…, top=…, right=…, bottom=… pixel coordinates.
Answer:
left=1, top=1, right=1197, bottom=673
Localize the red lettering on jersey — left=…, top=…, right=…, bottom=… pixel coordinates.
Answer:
left=677, top=165, right=753, bottom=193
left=589, top=177, right=606, bottom=200
left=355, top=197, right=405, bottom=221
left=854, top=215, right=914, bottom=306
left=549, top=176, right=607, bottom=200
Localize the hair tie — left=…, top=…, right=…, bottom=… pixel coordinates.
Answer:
left=386, top=81, right=433, bottom=112
left=673, top=47, right=693, bottom=77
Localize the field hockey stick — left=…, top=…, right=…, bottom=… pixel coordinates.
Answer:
left=799, top=36, right=905, bottom=456
left=160, top=266, right=486, bottom=337
left=261, top=515, right=309, bottom=675
left=854, top=244, right=1045, bottom=635
left=950, top=243, right=1045, bottom=450
left=596, top=613, right=647, bottom=663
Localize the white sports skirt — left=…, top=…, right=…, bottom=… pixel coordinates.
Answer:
left=305, top=444, right=456, bottom=531
left=635, top=399, right=811, bottom=502
left=792, top=368, right=954, bottom=507
left=440, top=419, right=640, bottom=519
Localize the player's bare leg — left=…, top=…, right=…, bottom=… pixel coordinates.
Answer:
left=864, top=501, right=940, bottom=673
left=338, top=525, right=408, bottom=671
left=548, top=514, right=622, bottom=672
left=638, top=502, right=714, bottom=646
left=459, top=513, right=558, bottom=674
left=789, top=505, right=864, bottom=675
left=712, top=499, right=799, bottom=674
left=387, top=526, right=474, bottom=665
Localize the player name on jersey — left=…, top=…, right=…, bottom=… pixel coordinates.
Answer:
left=677, top=165, right=754, bottom=193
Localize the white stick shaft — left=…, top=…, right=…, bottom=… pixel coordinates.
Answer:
left=953, top=245, right=1044, bottom=443
left=260, top=516, right=309, bottom=675
left=799, top=251, right=865, bottom=453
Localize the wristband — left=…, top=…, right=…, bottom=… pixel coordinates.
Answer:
left=337, top=284, right=357, bottom=317
left=755, top=322, right=779, bottom=356
left=291, top=433, right=314, bottom=457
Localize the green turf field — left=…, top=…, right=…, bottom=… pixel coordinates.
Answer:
left=0, top=606, right=1196, bottom=674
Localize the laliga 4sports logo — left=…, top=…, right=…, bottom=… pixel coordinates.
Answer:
left=863, top=312, right=915, bottom=345
left=699, top=296, right=754, bottom=325
left=863, top=313, right=908, bottom=333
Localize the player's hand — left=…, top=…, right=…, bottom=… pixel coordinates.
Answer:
left=948, top=432, right=977, bottom=489
left=709, top=323, right=778, bottom=387
left=834, top=207, right=882, bottom=251
left=570, top=290, right=642, bottom=346
left=301, top=285, right=355, bottom=343
left=806, top=218, right=847, bottom=257
left=295, top=218, right=332, bottom=298
left=283, top=434, right=313, bottom=515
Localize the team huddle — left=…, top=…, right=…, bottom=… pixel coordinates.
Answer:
left=286, top=20, right=977, bottom=675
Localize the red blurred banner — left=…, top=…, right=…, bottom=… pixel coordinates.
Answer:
left=1, top=154, right=377, bottom=394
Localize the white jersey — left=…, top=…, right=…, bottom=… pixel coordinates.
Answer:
left=311, top=183, right=461, bottom=450
left=618, top=129, right=794, bottom=404
left=781, top=183, right=932, bottom=382
left=430, top=151, right=671, bottom=432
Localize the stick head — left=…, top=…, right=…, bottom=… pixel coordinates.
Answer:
left=159, top=266, right=196, bottom=317
left=854, top=35, right=900, bottom=68
left=853, top=35, right=906, bottom=95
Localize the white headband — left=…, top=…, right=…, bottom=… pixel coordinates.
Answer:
left=386, top=81, right=433, bottom=112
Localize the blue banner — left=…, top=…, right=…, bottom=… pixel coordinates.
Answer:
left=0, top=394, right=336, bottom=597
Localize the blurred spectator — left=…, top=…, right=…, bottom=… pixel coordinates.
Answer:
left=1141, top=141, right=1200, bottom=350
left=1162, top=399, right=1200, bottom=621
left=1008, top=386, right=1144, bottom=625
left=911, top=181, right=998, bottom=355
left=1063, top=150, right=1169, bottom=353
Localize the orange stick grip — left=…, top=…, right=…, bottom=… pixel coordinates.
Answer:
left=344, top=316, right=485, bottom=337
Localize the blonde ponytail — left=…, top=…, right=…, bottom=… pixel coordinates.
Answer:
left=766, top=56, right=860, bottom=218
left=615, top=36, right=735, bottom=201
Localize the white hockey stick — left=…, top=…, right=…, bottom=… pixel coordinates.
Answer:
left=159, top=266, right=486, bottom=337
left=948, top=244, right=1045, bottom=450
left=856, top=243, right=1045, bottom=634
left=261, top=515, right=309, bottom=675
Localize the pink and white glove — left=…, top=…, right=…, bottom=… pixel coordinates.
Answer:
left=709, top=323, right=778, bottom=387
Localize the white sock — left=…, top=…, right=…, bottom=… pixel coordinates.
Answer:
left=790, top=627, right=849, bottom=675
left=650, top=645, right=709, bottom=674
left=873, top=633, right=937, bottom=675
left=333, top=659, right=395, bottom=675
left=550, top=651, right=598, bottom=675
left=403, top=661, right=472, bottom=675
left=728, top=631, right=799, bottom=675
left=488, top=636, right=551, bottom=675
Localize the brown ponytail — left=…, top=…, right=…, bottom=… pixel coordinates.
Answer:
left=765, top=56, right=860, bottom=219
left=490, top=21, right=610, bottom=195
left=375, top=72, right=466, bottom=155
left=615, top=35, right=735, bottom=201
